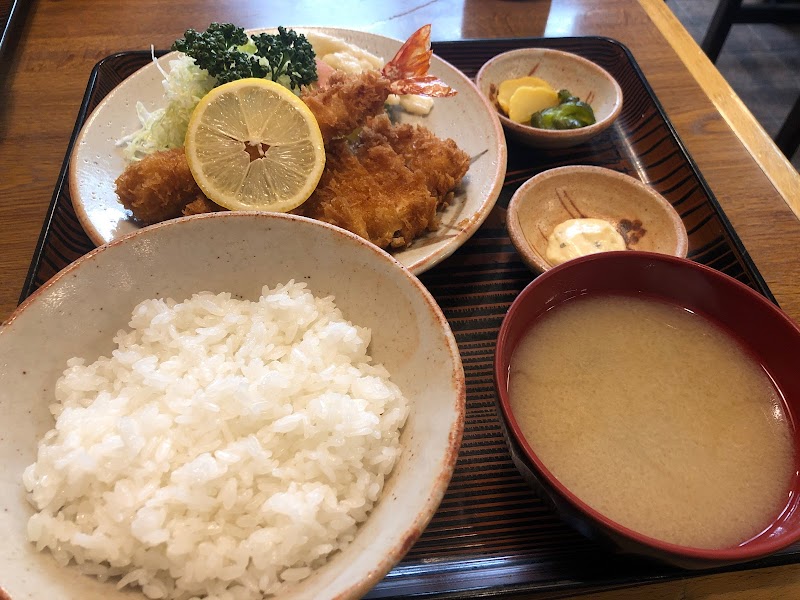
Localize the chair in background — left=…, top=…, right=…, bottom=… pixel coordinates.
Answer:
left=701, top=0, right=800, bottom=158
left=775, top=96, right=800, bottom=159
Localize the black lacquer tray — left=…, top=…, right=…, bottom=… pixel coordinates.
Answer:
left=22, top=37, right=794, bottom=599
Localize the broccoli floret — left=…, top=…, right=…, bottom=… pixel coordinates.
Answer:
left=251, top=26, right=317, bottom=89
left=172, top=23, right=262, bottom=84
left=171, top=23, right=317, bottom=90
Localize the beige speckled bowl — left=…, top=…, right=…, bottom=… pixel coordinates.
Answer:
left=507, top=165, right=689, bottom=272
left=0, top=212, right=465, bottom=600
left=476, top=48, right=623, bottom=149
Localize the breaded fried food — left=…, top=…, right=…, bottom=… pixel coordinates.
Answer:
left=360, top=114, right=470, bottom=206
left=294, top=138, right=437, bottom=249
left=182, top=196, right=225, bottom=216
left=114, top=148, right=219, bottom=224
left=295, top=116, right=470, bottom=250
left=301, top=71, right=391, bottom=144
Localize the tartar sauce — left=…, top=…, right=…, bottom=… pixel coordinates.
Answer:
left=545, top=218, right=626, bottom=266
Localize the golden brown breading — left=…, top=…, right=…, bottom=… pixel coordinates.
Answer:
left=182, top=196, right=224, bottom=217
left=294, top=115, right=470, bottom=250
left=359, top=114, right=470, bottom=206
left=294, top=138, right=437, bottom=249
left=115, top=148, right=208, bottom=225
left=301, top=71, right=391, bottom=144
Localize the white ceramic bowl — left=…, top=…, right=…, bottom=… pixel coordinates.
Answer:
left=476, top=48, right=623, bottom=149
left=0, top=212, right=465, bottom=600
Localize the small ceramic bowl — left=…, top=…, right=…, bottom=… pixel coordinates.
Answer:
left=476, top=47, right=623, bottom=148
left=0, top=212, right=465, bottom=600
left=494, top=251, right=800, bottom=569
left=506, top=165, right=688, bottom=272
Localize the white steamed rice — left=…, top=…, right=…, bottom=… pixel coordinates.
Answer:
left=23, top=281, right=409, bottom=600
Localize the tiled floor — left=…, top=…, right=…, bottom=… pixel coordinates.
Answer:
left=666, top=0, right=800, bottom=169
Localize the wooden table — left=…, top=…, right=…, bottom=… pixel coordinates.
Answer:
left=1, top=0, right=799, bottom=598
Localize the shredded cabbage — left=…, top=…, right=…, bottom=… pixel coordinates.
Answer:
left=117, top=53, right=216, bottom=161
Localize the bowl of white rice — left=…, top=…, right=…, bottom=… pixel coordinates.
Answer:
left=0, top=212, right=465, bottom=600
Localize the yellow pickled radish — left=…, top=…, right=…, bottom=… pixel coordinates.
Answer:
left=507, top=86, right=560, bottom=124
left=497, top=76, right=554, bottom=113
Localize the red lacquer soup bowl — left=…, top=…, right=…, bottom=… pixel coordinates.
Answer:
left=494, top=251, right=800, bottom=569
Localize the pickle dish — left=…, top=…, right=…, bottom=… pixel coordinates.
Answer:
left=476, top=48, right=623, bottom=149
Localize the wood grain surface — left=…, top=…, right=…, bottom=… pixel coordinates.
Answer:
left=639, top=0, right=800, bottom=219
left=1, top=1, right=799, bottom=598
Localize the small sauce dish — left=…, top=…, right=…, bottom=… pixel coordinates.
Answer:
left=506, top=165, right=688, bottom=272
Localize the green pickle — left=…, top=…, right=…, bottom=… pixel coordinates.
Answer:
left=530, top=88, right=596, bottom=130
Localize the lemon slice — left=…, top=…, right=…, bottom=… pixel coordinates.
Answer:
left=184, top=78, right=325, bottom=212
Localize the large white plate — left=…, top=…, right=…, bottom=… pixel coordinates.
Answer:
left=69, top=27, right=507, bottom=275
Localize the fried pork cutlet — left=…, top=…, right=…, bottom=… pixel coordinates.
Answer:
left=360, top=114, right=470, bottom=206
left=114, top=148, right=221, bottom=224
left=296, top=116, right=471, bottom=250
left=301, top=71, right=391, bottom=144
left=294, top=138, right=437, bottom=249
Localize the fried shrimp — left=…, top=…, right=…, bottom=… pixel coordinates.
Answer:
left=301, top=71, right=391, bottom=144
left=300, top=24, right=456, bottom=144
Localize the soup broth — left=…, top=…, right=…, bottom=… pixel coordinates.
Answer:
left=508, top=294, right=795, bottom=549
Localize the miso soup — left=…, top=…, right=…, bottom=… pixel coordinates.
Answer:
left=508, top=294, right=795, bottom=549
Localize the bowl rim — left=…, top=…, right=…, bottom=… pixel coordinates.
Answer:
left=494, top=250, right=800, bottom=561
left=505, top=165, right=689, bottom=272
left=475, top=46, right=623, bottom=139
left=2, top=210, right=467, bottom=599
left=8, top=212, right=400, bottom=324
